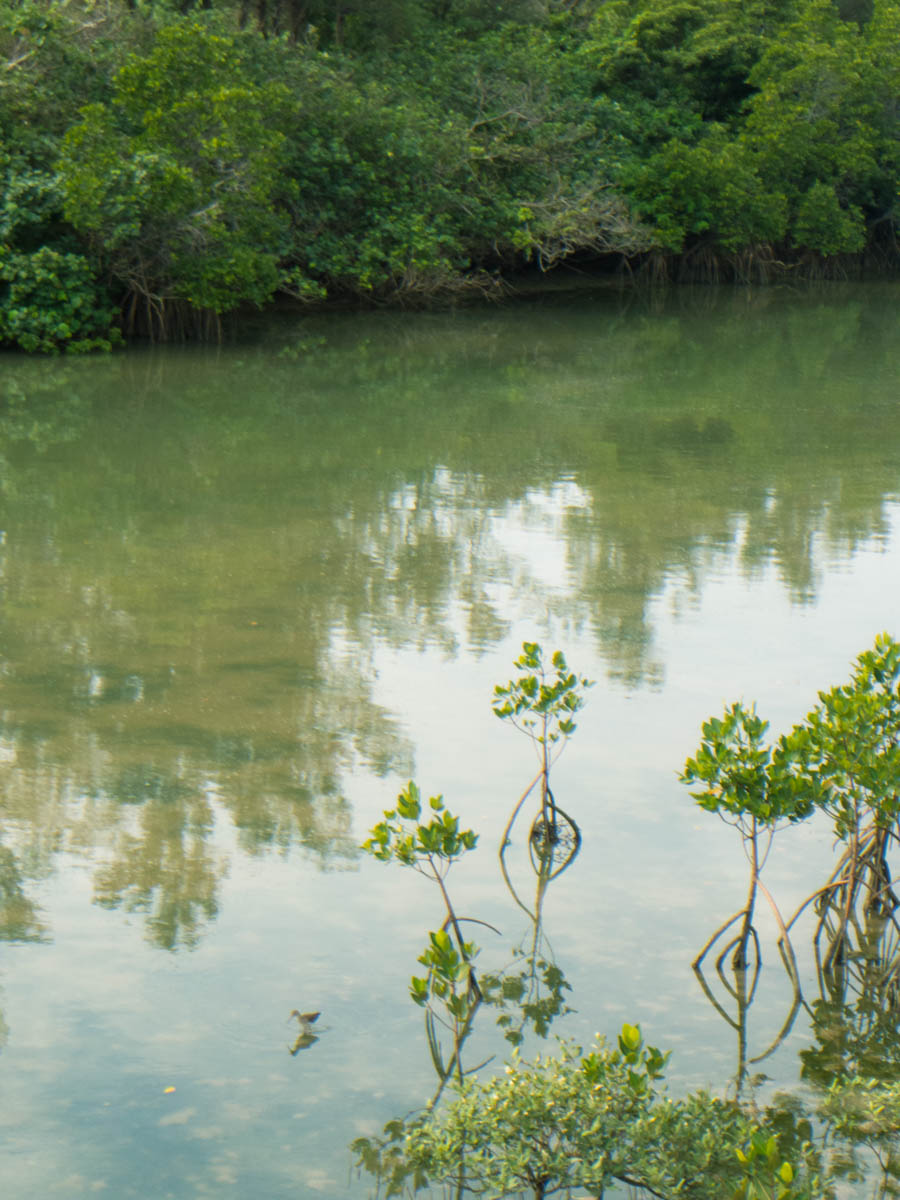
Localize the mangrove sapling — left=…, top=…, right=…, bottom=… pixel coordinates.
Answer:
left=363, top=782, right=479, bottom=958
left=493, top=643, right=593, bottom=874
left=780, top=635, right=900, bottom=989
left=363, top=783, right=487, bottom=1089
left=682, top=702, right=812, bottom=977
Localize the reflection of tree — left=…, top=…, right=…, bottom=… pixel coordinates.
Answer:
left=802, top=997, right=900, bottom=1093
left=801, top=989, right=900, bottom=1198
left=692, top=942, right=801, bottom=1098
left=480, top=912, right=573, bottom=1049
left=0, top=830, right=47, bottom=1051
left=91, top=769, right=220, bottom=951
left=801, top=897, right=900, bottom=1092
left=0, top=841, right=46, bottom=943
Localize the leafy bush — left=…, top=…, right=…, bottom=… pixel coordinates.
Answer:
left=0, top=246, right=120, bottom=353
left=628, top=133, right=787, bottom=252
left=793, top=182, right=866, bottom=254
left=356, top=1026, right=825, bottom=1199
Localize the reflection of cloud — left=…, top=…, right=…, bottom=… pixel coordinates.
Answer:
left=210, top=1155, right=239, bottom=1184
left=158, top=1106, right=197, bottom=1127
left=303, top=1167, right=338, bottom=1192
left=221, top=1100, right=263, bottom=1122
left=350, top=1118, right=380, bottom=1136
left=189, top=1125, right=225, bottom=1140
left=58, top=1175, right=108, bottom=1193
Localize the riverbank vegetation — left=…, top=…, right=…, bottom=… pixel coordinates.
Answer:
left=0, top=0, right=898, bottom=348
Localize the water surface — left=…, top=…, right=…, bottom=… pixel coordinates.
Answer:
left=1, top=282, right=899, bottom=1196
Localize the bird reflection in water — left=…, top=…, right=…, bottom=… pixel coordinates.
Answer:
left=287, top=1010, right=321, bottom=1056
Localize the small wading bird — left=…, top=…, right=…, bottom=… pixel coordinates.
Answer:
left=287, top=1010, right=321, bottom=1056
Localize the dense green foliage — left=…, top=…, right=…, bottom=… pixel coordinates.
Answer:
left=687, top=634, right=900, bottom=895
left=685, top=635, right=900, bottom=967
left=0, top=0, right=898, bottom=348
left=354, top=1026, right=826, bottom=1199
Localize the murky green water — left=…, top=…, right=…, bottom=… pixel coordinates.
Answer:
left=1, top=283, right=899, bottom=1197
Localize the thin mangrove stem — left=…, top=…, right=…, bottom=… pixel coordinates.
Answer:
left=734, top=818, right=760, bottom=970
left=757, top=876, right=801, bottom=991
left=443, top=916, right=503, bottom=937
left=428, top=996, right=482, bottom=1108
left=748, top=984, right=802, bottom=1067
left=460, top=1054, right=495, bottom=1077
left=541, top=714, right=552, bottom=829
left=717, top=936, right=745, bottom=998
left=734, top=960, right=749, bottom=1095
left=500, top=767, right=544, bottom=856
left=756, top=826, right=777, bottom=874
left=613, top=1174, right=669, bottom=1200
left=823, top=826, right=862, bottom=979
left=693, top=909, right=746, bottom=970
left=431, top=858, right=482, bottom=1001
left=749, top=942, right=803, bottom=1066
left=499, top=846, right=536, bottom=922
left=692, top=961, right=740, bottom=1031
left=745, top=926, right=763, bottom=1007
left=784, top=878, right=848, bottom=934
left=498, top=767, right=544, bottom=921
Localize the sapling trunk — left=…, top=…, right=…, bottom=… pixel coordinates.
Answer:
left=733, top=818, right=760, bottom=970
left=693, top=908, right=745, bottom=970
left=734, top=959, right=750, bottom=1095
left=865, top=824, right=898, bottom=916
left=540, top=713, right=555, bottom=836
left=823, top=818, right=861, bottom=978
left=430, top=857, right=482, bottom=1002
left=499, top=767, right=544, bottom=898
left=428, top=997, right=482, bottom=1107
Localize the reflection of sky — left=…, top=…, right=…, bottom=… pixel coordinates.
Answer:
left=491, top=478, right=593, bottom=588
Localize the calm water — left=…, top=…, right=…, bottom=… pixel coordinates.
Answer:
left=1, top=282, right=899, bottom=1197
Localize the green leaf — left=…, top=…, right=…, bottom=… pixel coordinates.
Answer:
left=619, top=1023, right=642, bottom=1052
